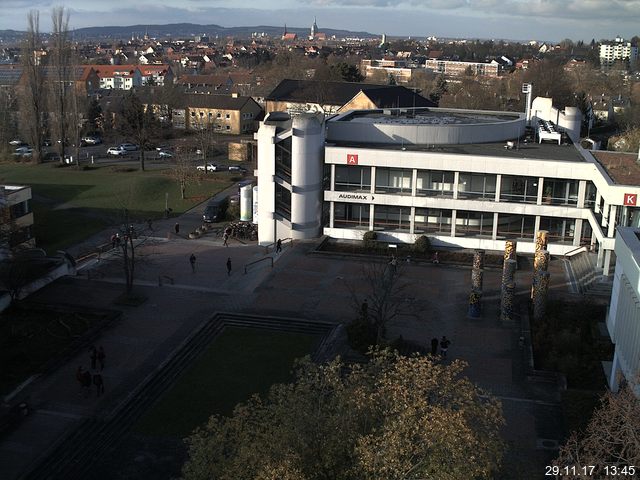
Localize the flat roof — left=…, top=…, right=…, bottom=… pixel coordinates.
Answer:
left=591, top=151, right=640, bottom=186
left=327, top=137, right=585, bottom=163
left=339, top=108, right=519, bottom=126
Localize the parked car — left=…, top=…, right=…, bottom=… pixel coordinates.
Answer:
left=228, top=165, right=248, bottom=173
left=13, top=146, right=33, bottom=157
left=82, top=136, right=102, bottom=145
left=196, top=163, right=219, bottom=172
left=158, top=150, right=173, bottom=158
left=119, top=143, right=138, bottom=151
left=107, top=146, right=127, bottom=156
left=202, top=198, right=228, bottom=223
left=9, top=139, right=23, bottom=146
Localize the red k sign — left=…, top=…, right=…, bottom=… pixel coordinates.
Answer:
left=624, top=193, right=637, bottom=206
left=346, top=153, right=358, bottom=165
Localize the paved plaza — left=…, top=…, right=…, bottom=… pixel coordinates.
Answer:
left=0, top=210, right=571, bottom=479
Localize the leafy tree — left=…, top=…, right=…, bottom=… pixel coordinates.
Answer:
left=182, top=349, right=505, bottom=480
left=554, top=384, right=640, bottom=478
left=429, top=74, right=448, bottom=104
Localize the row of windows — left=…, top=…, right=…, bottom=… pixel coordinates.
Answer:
left=333, top=203, right=582, bottom=243
left=334, top=166, right=582, bottom=205
left=191, top=111, right=231, bottom=119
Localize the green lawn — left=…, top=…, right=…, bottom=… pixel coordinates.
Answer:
left=0, top=162, right=232, bottom=253
left=134, top=327, right=319, bottom=437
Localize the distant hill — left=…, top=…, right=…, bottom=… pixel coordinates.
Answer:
left=0, top=23, right=377, bottom=41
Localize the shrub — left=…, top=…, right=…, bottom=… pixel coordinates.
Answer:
left=346, top=315, right=377, bottom=354
left=362, top=230, right=377, bottom=250
left=414, top=235, right=431, bottom=254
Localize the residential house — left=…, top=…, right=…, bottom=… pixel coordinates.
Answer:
left=138, top=65, right=174, bottom=86
left=265, top=79, right=435, bottom=116
left=90, top=65, right=142, bottom=90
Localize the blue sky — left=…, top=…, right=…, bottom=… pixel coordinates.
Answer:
left=0, top=1, right=638, bottom=42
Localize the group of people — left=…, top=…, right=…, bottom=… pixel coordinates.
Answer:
left=76, top=345, right=106, bottom=398
left=431, top=336, right=451, bottom=358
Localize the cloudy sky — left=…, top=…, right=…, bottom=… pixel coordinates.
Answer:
left=0, top=0, right=638, bottom=42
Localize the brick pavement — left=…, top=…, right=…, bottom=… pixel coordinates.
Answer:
left=0, top=233, right=570, bottom=479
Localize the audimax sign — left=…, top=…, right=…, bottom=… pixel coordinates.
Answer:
left=337, top=193, right=374, bottom=202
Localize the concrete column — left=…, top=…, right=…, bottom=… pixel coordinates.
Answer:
left=411, top=169, right=417, bottom=197
left=601, top=201, right=609, bottom=227
left=596, top=243, right=604, bottom=268
left=409, top=206, right=415, bottom=234
left=492, top=212, right=499, bottom=240
left=450, top=210, right=457, bottom=237
left=495, top=174, right=502, bottom=202
left=534, top=216, right=541, bottom=238
left=501, top=282, right=515, bottom=323
left=573, top=218, right=583, bottom=246
left=537, top=177, right=544, bottom=205
left=330, top=164, right=336, bottom=190
left=329, top=202, right=335, bottom=228
left=577, top=180, right=587, bottom=208
left=532, top=271, right=550, bottom=321
left=453, top=171, right=459, bottom=199
left=370, top=166, right=376, bottom=194
left=594, top=191, right=601, bottom=213
left=608, top=205, right=617, bottom=237
left=369, top=204, right=375, bottom=231
left=603, top=250, right=612, bottom=276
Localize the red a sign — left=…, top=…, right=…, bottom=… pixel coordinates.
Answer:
left=346, top=153, right=358, bottom=165
left=623, top=193, right=637, bottom=206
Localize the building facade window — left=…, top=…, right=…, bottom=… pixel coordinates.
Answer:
left=334, top=202, right=370, bottom=228
left=542, top=178, right=579, bottom=206
left=457, top=173, right=497, bottom=200
left=373, top=205, right=411, bottom=231
left=500, top=176, right=538, bottom=204
left=539, top=216, right=575, bottom=244
left=275, top=184, right=291, bottom=221
left=416, top=170, right=455, bottom=197
left=334, top=166, right=371, bottom=192
left=414, top=208, right=452, bottom=234
left=275, top=137, right=292, bottom=183
left=375, top=168, right=412, bottom=194
left=496, top=214, right=536, bottom=239
left=455, top=210, right=494, bottom=237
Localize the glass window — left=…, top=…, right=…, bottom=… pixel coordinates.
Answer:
left=500, top=176, right=538, bottom=204
left=275, top=184, right=291, bottom=221
left=455, top=210, right=494, bottom=237
left=496, top=214, right=536, bottom=239
left=585, top=182, right=597, bottom=210
left=542, top=178, right=579, bottom=206
left=416, top=170, right=455, bottom=197
left=373, top=205, right=411, bottom=231
left=458, top=173, right=496, bottom=200
left=375, top=168, right=412, bottom=194
left=275, top=137, right=292, bottom=183
left=414, top=208, right=452, bottom=234
left=334, top=202, right=370, bottom=229
left=539, top=217, right=575, bottom=244
left=334, top=166, right=371, bottom=192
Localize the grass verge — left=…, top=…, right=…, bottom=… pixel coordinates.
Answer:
left=134, top=327, right=319, bottom=437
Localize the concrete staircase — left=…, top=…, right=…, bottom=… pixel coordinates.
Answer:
left=21, top=314, right=335, bottom=480
left=563, top=248, right=612, bottom=298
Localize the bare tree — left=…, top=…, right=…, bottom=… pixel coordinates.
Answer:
left=347, top=259, right=415, bottom=344
left=192, top=114, right=217, bottom=169
left=120, top=91, right=159, bottom=171
left=48, top=6, right=72, bottom=163
left=170, top=148, right=199, bottom=200
left=18, top=10, right=45, bottom=163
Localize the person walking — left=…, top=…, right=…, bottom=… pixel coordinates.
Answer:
left=81, top=369, right=92, bottom=398
left=275, top=239, right=282, bottom=254
left=97, top=346, right=106, bottom=371
left=223, top=233, right=229, bottom=247
left=174, top=222, right=180, bottom=235
left=93, top=371, right=105, bottom=397
left=111, top=234, right=117, bottom=249
left=430, top=337, right=439, bottom=356
left=89, top=346, right=97, bottom=370
left=226, top=257, right=232, bottom=276
left=190, top=253, right=197, bottom=273
left=440, top=336, right=451, bottom=358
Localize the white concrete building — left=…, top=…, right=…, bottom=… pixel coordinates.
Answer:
left=606, top=227, right=640, bottom=396
left=599, top=39, right=638, bottom=69
left=255, top=104, right=640, bottom=275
